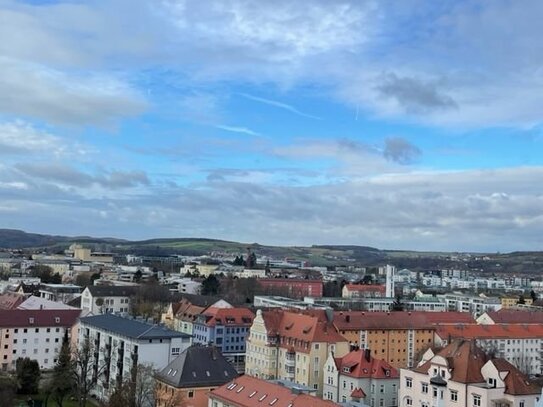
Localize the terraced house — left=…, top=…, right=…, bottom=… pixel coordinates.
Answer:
left=245, top=309, right=349, bottom=396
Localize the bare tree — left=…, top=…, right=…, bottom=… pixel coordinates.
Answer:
left=71, top=336, right=106, bottom=407
left=104, top=363, right=157, bottom=407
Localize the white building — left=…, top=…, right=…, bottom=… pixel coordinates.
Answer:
left=81, top=285, right=138, bottom=315
left=78, top=314, right=191, bottom=401
left=434, top=324, right=543, bottom=376
left=439, top=293, right=501, bottom=317
left=0, top=309, right=81, bottom=371
left=323, top=348, right=399, bottom=406
left=399, top=340, right=541, bottom=407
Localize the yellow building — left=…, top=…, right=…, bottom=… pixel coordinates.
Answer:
left=501, top=295, right=533, bottom=309
left=333, top=311, right=475, bottom=369
left=245, top=309, right=349, bottom=396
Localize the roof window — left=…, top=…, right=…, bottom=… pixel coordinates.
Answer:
left=259, top=395, right=267, bottom=401
left=249, top=391, right=257, bottom=398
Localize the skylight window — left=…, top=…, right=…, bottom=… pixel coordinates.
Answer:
left=249, top=391, right=257, bottom=398
left=236, top=386, right=244, bottom=393
left=259, top=395, right=267, bottom=401
left=270, top=398, right=278, bottom=405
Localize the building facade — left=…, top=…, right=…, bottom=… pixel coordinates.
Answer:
left=323, top=348, right=400, bottom=406
left=399, top=340, right=541, bottom=407
left=78, top=314, right=191, bottom=401
left=245, top=309, right=350, bottom=396
left=81, top=285, right=138, bottom=315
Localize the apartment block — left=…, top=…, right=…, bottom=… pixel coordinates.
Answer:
left=78, top=313, right=191, bottom=400
left=342, top=284, right=386, bottom=298
left=80, top=285, right=138, bottom=315
left=245, top=309, right=349, bottom=396
left=192, top=301, right=254, bottom=373
left=0, top=309, right=80, bottom=371
left=333, top=311, right=474, bottom=369
left=435, top=324, right=543, bottom=375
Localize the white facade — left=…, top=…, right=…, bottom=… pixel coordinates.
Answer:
left=81, top=287, right=132, bottom=315
left=12, top=325, right=68, bottom=370
left=439, top=293, right=501, bottom=317
left=79, top=315, right=191, bottom=400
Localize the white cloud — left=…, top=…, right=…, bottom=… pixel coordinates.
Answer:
left=240, top=93, right=321, bottom=120
left=216, top=125, right=260, bottom=137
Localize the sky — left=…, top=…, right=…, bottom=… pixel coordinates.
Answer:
left=0, top=0, right=542, bottom=252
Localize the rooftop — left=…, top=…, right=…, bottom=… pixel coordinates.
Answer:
left=333, top=349, right=399, bottom=379
left=85, top=285, right=139, bottom=297
left=155, top=345, right=238, bottom=388
left=80, top=313, right=190, bottom=340
left=0, top=308, right=81, bottom=328
left=210, top=375, right=341, bottom=407
left=483, top=310, right=543, bottom=324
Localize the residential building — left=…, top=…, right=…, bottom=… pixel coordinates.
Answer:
left=434, top=324, right=543, bottom=375
left=245, top=309, right=349, bottom=396
left=38, top=283, right=81, bottom=303
left=399, top=340, right=542, bottom=407
left=0, top=308, right=81, bottom=371
left=208, top=375, right=341, bottom=407
left=80, top=285, right=138, bottom=315
left=477, top=310, right=543, bottom=325
left=323, top=348, right=400, bottom=406
left=342, top=284, right=386, bottom=298
left=69, top=244, right=114, bottom=263
left=176, top=278, right=202, bottom=295
left=439, top=293, right=501, bottom=317
left=79, top=313, right=192, bottom=401
left=254, top=295, right=330, bottom=310
left=257, top=278, right=323, bottom=299
left=155, top=345, right=238, bottom=407
left=333, top=311, right=474, bottom=369
left=175, top=300, right=206, bottom=335
left=192, top=302, right=254, bottom=372
left=501, top=295, right=533, bottom=309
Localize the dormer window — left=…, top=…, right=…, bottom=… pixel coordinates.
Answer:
left=488, top=378, right=496, bottom=388
left=29, top=317, right=34, bottom=324
left=343, top=367, right=351, bottom=373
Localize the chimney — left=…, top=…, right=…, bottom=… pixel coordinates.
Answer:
left=325, top=308, right=333, bottom=323
left=365, top=348, right=371, bottom=362
left=346, top=315, right=351, bottom=323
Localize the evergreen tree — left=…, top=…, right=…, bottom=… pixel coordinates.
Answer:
left=15, top=358, right=41, bottom=394
left=201, top=274, right=220, bottom=295
left=517, top=295, right=526, bottom=305
left=48, top=333, right=73, bottom=407
left=530, top=290, right=538, bottom=302
left=391, top=293, right=405, bottom=311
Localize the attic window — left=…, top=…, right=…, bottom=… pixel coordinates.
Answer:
left=236, top=386, right=244, bottom=393
left=172, top=370, right=177, bottom=376
left=206, top=371, right=211, bottom=377
left=285, top=323, right=294, bottom=330
left=224, top=370, right=230, bottom=376
left=55, top=317, right=60, bottom=324
left=227, top=383, right=237, bottom=390
left=168, top=369, right=172, bottom=375
left=29, top=317, right=34, bottom=324
left=269, top=398, right=278, bottom=405
left=302, top=327, right=311, bottom=334
left=385, top=369, right=390, bottom=377
left=192, top=371, right=197, bottom=377
left=259, top=395, right=267, bottom=401
left=343, top=367, right=351, bottom=373
left=249, top=391, right=257, bottom=398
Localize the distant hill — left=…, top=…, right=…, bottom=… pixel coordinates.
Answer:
left=0, top=229, right=542, bottom=272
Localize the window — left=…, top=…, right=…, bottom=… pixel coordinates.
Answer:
left=451, top=390, right=458, bottom=402
left=405, top=377, right=412, bottom=388
left=433, top=387, right=438, bottom=398
left=520, top=402, right=525, bottom=407
left=473, top=394, right=481, bottom=407
left=422, top=383, right=428, bottom=394
left=405, top=397, right=412, bottom=406
left=188, top=390, right=194, bottom=398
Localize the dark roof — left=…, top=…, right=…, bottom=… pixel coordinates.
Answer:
left=155, top=346, right=238, bottom=388
left=0, top=309, right=81, bottom=328
left=86, top=285, right=139, bottom=297
left=80, top=314, right=190, bottom=340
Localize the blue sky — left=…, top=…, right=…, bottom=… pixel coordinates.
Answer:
left=0, top=0, right=542, bottom=251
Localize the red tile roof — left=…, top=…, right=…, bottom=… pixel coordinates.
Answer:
left=414, top=340, right=488, bottom=384
left=0, top=292, right=25, bottom=310
left=491, top=359, right=541, bottom=395
left=483, top=310, right=543, bottom=324
left=210, top=375, right=341, bottom=407
left=175, top=299, right=205, bottom=322
left=351, top=388, right=366, bottom=398
left=334, top=349, right=399, bottom=379
left=334, top=311, right=474, bottom=331
left=436, top=323, right=543, bottom=340
left=0, top=309, right=81, bottom=328
left=261, top=310, right=347, bottom=352
left=203, top=307, right=254, bottom=327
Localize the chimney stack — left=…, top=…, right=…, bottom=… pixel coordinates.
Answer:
left=365, top=348, right=371, bottom=362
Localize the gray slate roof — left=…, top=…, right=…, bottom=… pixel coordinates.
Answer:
left=86, top=285, right=139, bottom=297
left=80, top=313, right=190, bottom=340
left=156, top=345, right=238, bottom=388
